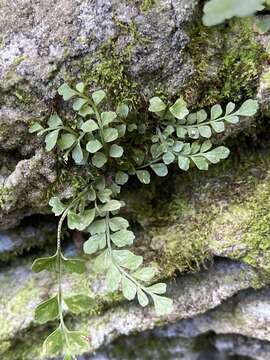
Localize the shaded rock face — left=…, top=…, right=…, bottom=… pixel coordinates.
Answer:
left=1, top=1, right=270, bottom=360
left=0, top=0, right=197, bottom=97
left=0, top=0, right=198, bottom=230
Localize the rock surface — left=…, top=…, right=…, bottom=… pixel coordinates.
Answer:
left=1, top=1, right=270, bottom=360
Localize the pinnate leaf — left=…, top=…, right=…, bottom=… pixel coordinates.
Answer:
left=132, top=267, right=156, bottom=282
left=149, top=97, right=166, bottom=112
left=105, top=264, right=122, bottom=292
left=151, top=163, right=168, bottom=177
left=136, top=170, right=150, bottom=184
left=35, top=296, right=59, bottom=324
left=49, top=197, right=66, bottom=216
left=111, top=229, right=135, bottom=247
left=45, top=130, right=59, bottom=151
left=64, top=294, right=95, bottom=314
left=92, top=90, right=106, bottom=105
left=58, top=83, right=77, bottom=100
left=169, top=97, right=189, bottom=120
left=122, top=275, right=137, bottom=300
left=137, top=288, right=149, bottom=307
left=113, top=250, right=143, bottom=270
left=32, top=253, right=57, bottom=273
left=43, top=326, right=64, bottom=354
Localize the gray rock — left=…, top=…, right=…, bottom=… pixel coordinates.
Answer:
left=0, top=257, right=264, bottom=359
left=0, top=216, right=56, bottom=261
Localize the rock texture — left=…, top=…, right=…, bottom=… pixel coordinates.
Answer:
left=1, top=0, right=270, bottom=360
left=0, top=0, right=200, bottom=229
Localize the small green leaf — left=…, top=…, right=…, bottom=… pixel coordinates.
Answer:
left=211, top=104, right=223, bottom=119
left=48, top=114, right=62, bottom=128
left=198, top=125, right=211, bottom=138
left=176, top=126, right=188, bottom=138
left=32, top=253, right=57, bottom=273
left=225, top=115, right=239, bottom=124
left=76, top=82, right=85, bottom=93
left=109, top=217, right=129, bottom=232
left=58, top=83, right=77, bottom=100
left=169, top=97, right=189, bottom=120
left=49, top=197, right=66, bottom=216
left=45, top=129, right=59, bottom=151
left=146, top=283, right=167, bottom=294
left=103, top=128, right=119, bottom=143
left=202, top=0, right=262, bottom=26
left=35, top=296, right=59, bottom=324
left=122, top=275, right=137, bottom=300
left=113, top=250, right=143, bottom=270
left=92, top=152, right=108, bottom=168
left=83, top=237, right=99, bottom=255
left=132, top=267, right=156, bottom=282
left=92, top=90, right=106, bottom=105
left=43, top=326, right=64, bottom=354
left=192, top=156, right=209, bottom=170
left=151, top=163, right=168, bottom=177
left=132, top=148, right=145, bottom=165
left=101, top=200, right=122, bottom=212
left=72, top=143, right=84, bottom=164
left=29, top=122, right=44, bottom=133
left=86, top=139, right=103, bottom=153
left=64, top=294, right=94, bottom=314
left=105, top=264, right=122, bottom=292
left=226, top=102, right=236, bottom=115
left=67, top=209, right=95, bottom=231
left=81, top=119, right=99, bottom=132
left=191, top=141, right=201, bottom=154
left=111, top=229, right=135, bottom=247
left=188, top=128, right=200, bottom=139
left=101, top=111, right=117, bottom=126
left=152, top=294, right=173, bottom=316
left=136, top=170, right=150, bottom=184
left=200, top=140, right=212, bottom=153
left=73, top=98, right=88, bottom=111
left=79, top=105, right=94, bottom=118
left=149, top=97, right=167, bottom=112
left=66, top=330, right=89, bottom=351
left=61, top=255, right=87, bottom=274
left=178, top=156, right=190, bottom=171
left=197, top=109, right=207, bottom=123
left=211, top=121, right=225, bottom=133
left=116, top=124, right=126, bottom=137
left=137, top=288, right=149, bottom=307
left=93, top=249, right=112, bottom=273
left=88, top=219, right=106, bottom=234
left=204, top=146, right=230, bottom=163
left=117, top=103, right=129, bottom=118
left=97, top=188, right=112, bottom=203
left=115, top=171, right=129, bottom=185
left=173, top=141, right=184, bottom=152
left=235, top=99, right=259, bottom=117
left=163, top=151, right=175, bottom=165
left=58, top=133, right=77, bottom=150
left=110, top=144, right=123, bottom=158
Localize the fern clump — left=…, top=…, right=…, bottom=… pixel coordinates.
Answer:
left=29, top=82, right=258, bottom=359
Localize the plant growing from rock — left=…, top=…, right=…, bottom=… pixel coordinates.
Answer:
left=29, top=81, right=258, bottom=359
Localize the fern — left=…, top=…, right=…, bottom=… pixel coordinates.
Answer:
left=29, top=82, right=258, bottom=359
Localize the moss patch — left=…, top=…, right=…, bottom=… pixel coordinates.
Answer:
left=185, top=17, right=267, bottom=108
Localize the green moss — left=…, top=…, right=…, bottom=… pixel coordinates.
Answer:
left=67, top=20, right=150, bottom=109
left=139, top=0, right=156, bottom=12
left=185, top=17, right=267, bottom=108
left=0, top=185, right=12, bottom=210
